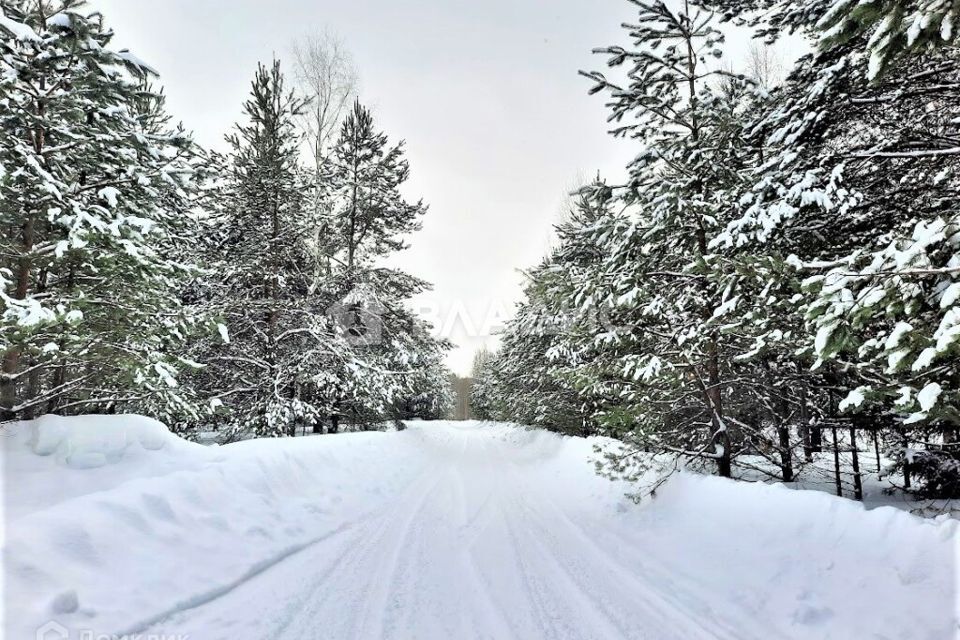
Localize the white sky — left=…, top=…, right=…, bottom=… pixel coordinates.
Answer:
left=95, top=0, right=784, bottom=376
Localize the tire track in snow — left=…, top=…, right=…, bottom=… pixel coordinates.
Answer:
left=136, top=422, right=800, bottom=639
left=501, top=460, right=781, bottom=640
left=139, top=462, right=443, bottom=639
left=499, top=491, right=627, bottom=639
left=492, top=461, right=708, bottom=640
left=509, top=491, right=728, bottom=640
left=282, top=467, right=451, bottom=639
left=464, top=432, right=631, bottom=639
left=118, top=520, right=357, bottom=638
left=539, top=496, right=790, bottom=640
left=359, top=468, right=458, bottom=639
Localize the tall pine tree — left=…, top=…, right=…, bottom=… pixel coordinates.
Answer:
left=0, top=0, right=206, bottom=422
left=202, top=60, right=338, bottom=437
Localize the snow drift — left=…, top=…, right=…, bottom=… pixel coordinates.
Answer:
left=4, top=414, right=219, bottom=522
left=2, top=417, right=957, bottom=639
left=624, top=473, right=958, bottom=639
left=3, top=415, right=426, bottom=638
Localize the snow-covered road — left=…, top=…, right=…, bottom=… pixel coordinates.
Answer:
left=6, top=418, right=956, bottom=639
left=143, top=422, right=747, bottom=640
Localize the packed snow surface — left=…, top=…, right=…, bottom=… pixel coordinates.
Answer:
left=3, top=418, right=957, bottom=639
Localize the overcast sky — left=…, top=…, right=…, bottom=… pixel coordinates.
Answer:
left=95, top=0, right=779, bottom=376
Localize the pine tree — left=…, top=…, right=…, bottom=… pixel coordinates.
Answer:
left=704, top=0, right=959, bottom=79
left=818, top=0, right=960, bottom=78
left=0, top=0, right=206, bottom=422
left=577, top=0, right=761, bottom=477
left=713, top=4, right=960, bottom=495
left=201, top=60, right=340, bottom=438
left=317, top=100, right=441, bottom=430
left=324, top=100, right=425, bottom=276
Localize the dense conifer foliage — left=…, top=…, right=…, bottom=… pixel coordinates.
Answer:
left=475, top=0, right=960, bottom=497
left=0, top=0, right=451, bottom=436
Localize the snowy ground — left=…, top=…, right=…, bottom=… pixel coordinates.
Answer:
left=734, top=448, right=960, bottom=519
left=3, top=416, right=957, bottom=639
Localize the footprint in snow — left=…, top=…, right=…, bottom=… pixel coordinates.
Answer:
left=792, top=604, right=834, bottom=626
left=141, top=493, right=178, bottom=522
left=245, top=526, right=273, bottom=540
left=51, top=589, right=79, bottom=614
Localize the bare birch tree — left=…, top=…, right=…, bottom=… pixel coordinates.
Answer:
left=290, top=30, right=359, bottom=169
left=289, top=31, right=358, bottom=285
left=746, top=42, right=783, bottom=91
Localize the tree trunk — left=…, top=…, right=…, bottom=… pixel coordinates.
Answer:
left=3, top=74, right=48, bottom=419
left=0, top=352, right=19, bottom=419
left=873, top=429, right=882, bottom=477
left=46, top=353, right=67, bottom=414
left=23, top=268, right=49, bottom=418
left=715, top=427, right=732, bottom=478
left=777, top=424, right=793, bottom=482
left=901, top=430, right=911, bottom=490
left=799, top=382, right=814, bottom=461
left=849, top=427, right=863, bottom=500
left=703, top=284, right=729, bottom=478
left=831, top=425, right=843, bottom=497
left=682, top=10, right=729, bottom=480
left=346, top=124, right=360, bottom=274
left=810, top=426, right=823, bottom=453
left=772, top=374, right=793, bottom=482
left=329, top=413, right=339, bottom=434
left=25, top=358, right=41, bottom=419
left=1, top=215, right=35, bottom=419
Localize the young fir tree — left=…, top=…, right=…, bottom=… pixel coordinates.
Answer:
left=0, top=0, right=205, bottom=423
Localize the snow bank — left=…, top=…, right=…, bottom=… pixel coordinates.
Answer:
left=29, top=413, right=178, bottom=465
left=611, top=473, right=959, bottom=639
left=454, top=423, right=959, bottom=639
left=2, top=415, right=426, bottom=639
left=2, top=414, right=217, bottom=521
